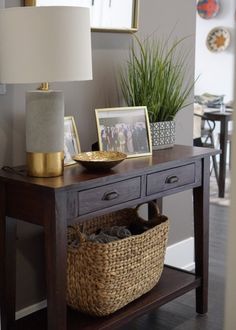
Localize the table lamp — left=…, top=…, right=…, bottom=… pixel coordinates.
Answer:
left=0, top=6, right=92, bottom=177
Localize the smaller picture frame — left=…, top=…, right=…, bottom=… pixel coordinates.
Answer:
left=64, top=116, right=81, bottom=166
left=95, top=106, right=152, bottom=158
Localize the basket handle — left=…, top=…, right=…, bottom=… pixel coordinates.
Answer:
left=135, top=201, right=161, bottom=218
left=134, top=201, right=166, bottom=227
left=68, top=225, right=87, bottom=244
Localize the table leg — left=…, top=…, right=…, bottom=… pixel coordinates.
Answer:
left=43, top=191, right=67, bottom=330
left=193, top=156, right=210, bottom=314
left=218, top=117, right=228, bottom=198
left=0, top=184, right=17, bottom=330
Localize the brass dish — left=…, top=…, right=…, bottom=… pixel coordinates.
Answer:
left=73, top=151, right=127, bottom=171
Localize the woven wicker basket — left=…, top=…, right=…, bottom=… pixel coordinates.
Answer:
left=67, top=202, right=169, bottom=317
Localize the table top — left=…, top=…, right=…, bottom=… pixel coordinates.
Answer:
left=204, top=107, right=233, bottom=117
left=0, top=145, right=218, bottom=191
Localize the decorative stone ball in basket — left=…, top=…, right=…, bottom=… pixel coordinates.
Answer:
left=67, top=201, right=169, bottom=317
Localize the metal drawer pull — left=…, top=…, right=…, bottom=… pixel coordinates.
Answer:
left=102, top=190, right=119, bottom=201
left=165, top=175, right=179, bottom=184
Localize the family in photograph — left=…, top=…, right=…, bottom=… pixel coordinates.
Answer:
left=100, top=121, right=149, bottom=154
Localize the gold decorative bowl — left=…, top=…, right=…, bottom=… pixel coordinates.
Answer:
left=73, top=151, right=127, bottom=171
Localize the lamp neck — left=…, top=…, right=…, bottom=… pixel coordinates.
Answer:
left=38, top=82, right=49, bottom=91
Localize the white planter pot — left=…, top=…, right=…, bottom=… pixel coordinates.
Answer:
left=150, top=121, right=175, bottom=150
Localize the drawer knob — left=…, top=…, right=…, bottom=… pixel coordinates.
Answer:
left=165, top=175, right=179, bottom=184
left=102, top=190, right=119, bottom=201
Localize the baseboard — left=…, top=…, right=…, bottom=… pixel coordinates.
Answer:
left=16, top=300, right=47, bottom=320
left=165, top=237, right=195, bottom=271
left=16, top=237, right=195, bottom=320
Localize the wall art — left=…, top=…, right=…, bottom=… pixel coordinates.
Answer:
left=197, top=0, right=220, bottom=19
left=206, top=26, right=230, bottom=52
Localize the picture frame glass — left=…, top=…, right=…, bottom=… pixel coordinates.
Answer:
left=64, top=116, right=81, bottom=166
left=24, top=0, right=139, bottom=32
left=95, top=106, right=152, bottom=158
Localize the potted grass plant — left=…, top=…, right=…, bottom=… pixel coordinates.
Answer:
left=120, top=35, right=195, bottom=149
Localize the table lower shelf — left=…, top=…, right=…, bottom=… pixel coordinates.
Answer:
left=16, top=266, right=201, bottom=330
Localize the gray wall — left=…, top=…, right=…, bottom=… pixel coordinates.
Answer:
left=0, top=0, right=196, bottom=310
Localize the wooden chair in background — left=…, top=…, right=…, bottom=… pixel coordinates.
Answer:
left=193, top=105, right=219, bottom=188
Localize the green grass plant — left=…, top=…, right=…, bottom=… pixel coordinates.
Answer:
left=120, top=35, right=195, bottom=122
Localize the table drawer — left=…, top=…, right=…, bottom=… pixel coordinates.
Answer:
left=147, top=163, right=196, bottom=196
left=78, top=177, right=141, bottom=215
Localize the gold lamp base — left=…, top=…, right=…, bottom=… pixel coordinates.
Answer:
left=27, top=152, right=64, bottom=177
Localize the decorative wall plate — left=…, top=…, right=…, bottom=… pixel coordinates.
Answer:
left=206, top=27, right=230, bottom=52
left=197, top=0, right=220, bottom=19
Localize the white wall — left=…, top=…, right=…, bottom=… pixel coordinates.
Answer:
left=195, top=0, right=235, bottom=103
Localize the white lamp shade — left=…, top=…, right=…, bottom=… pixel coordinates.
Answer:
left=0, top=6, right=92, bottom=83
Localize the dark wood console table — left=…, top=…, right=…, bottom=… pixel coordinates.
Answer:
left=0, top=145, right=217, bottom=330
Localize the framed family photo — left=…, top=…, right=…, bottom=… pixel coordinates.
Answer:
left=64, top=116, right=81, bottom=166
left=95, top=106, right=152, bottom=158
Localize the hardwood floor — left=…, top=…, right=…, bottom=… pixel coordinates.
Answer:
left=120, top=203, right=228, bottom=330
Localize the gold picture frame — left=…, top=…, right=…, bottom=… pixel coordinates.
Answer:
left=64, top=116, right=81, bottom=166
left=95, top=106, right=152, bottom=158
left=24, top=0, right=139, bottom=33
